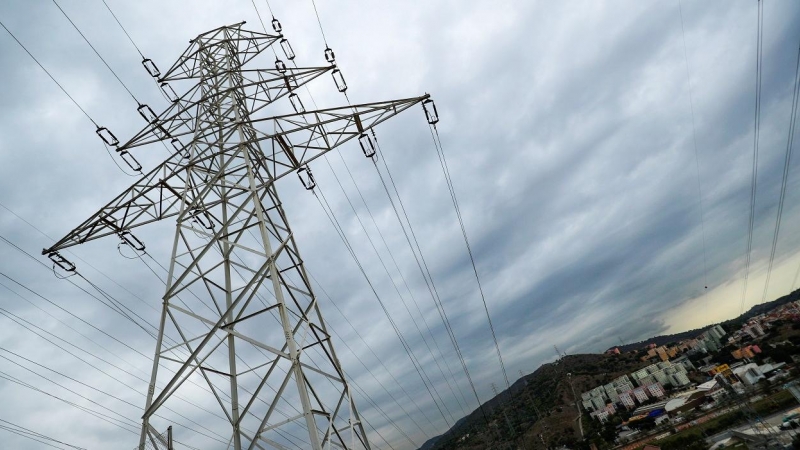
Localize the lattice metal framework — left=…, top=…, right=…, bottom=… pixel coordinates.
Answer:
left=44, top=23, right=431, bottom=450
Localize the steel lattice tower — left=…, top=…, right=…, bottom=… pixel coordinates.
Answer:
left=44, top=23, right=434, bottom=450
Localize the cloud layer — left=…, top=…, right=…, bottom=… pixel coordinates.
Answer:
left=0, top=0, right=799, bottom=449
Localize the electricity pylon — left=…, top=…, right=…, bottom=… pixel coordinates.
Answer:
left=43, top=23, right=435, bottom=450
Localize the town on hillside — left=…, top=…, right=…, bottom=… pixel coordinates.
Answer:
left=425, top=296, right=800, bottom=450
left=577, top=299, right=800, bottom=449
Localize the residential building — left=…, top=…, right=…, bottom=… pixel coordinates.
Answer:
left=619, top=391, right=636, bottom=409
left=743, top=322, right=765, bottom=339
left=669, top=372, right=690, bottom=387
left=732, top=345, right=761, bottom=360
left=732, top=363, right=766, bottom=385
left=632, top=387, right=649, bottom=403
left=591, top=410, right=610, bottom=422
left=603, top=383, right=620, bottom=403
left=646, top=383, right=665, bottom=398
left=652, top=370, right=669, bottom=386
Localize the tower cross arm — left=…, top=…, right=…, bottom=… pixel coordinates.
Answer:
left=250, top=94, right=430, bottom=180
left=43, top=95, right=430, bottom=255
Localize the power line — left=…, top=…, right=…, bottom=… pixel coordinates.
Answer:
left=295, top=0, right=483, bottom=423
left=766, top=42, right=800, bottom=300
left=0, top=418, right=87, bottom=450
left=51, top=0, right=139, bottom=103
left=101, top=0, right=145, bottom=58
left=372, top=139, right=489, bottom=423
left=429, top=124, right=511, bottom=389
left=678, top=0, right=710, bottom=294
left=305, top=271, right=437, bottom=438
left=0, top=18, right=137, bottom=176
left=313, top=184, right=454, bottom=427
left=309, top=0, right=329, bottom=46
left=321, top=155, right=469, bottom=418
left=259, top=3, right=464, bottom=436
left=740, top=0, right=765, bottom=314
left=0, top=19, right=96, bottom=126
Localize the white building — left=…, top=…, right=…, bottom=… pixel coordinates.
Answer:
left=646, top=383, right=665, bottom=398
left=669, top=372, right=691, bottom=387
left=732, top=363, right=765, bottom=385
left=743, top=322, right=765, bottom=339
left=633, top=387, right=649, bottom=403
left=619, top=391, right=636, bottom=408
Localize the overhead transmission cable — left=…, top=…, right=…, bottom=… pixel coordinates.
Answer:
left=305, top=272, right=441, bottom=431
left=0, top=278, right=305, bottom=449
left=297, top=0, right=480, bottom=419
left=0, top=235, right=293, bottom=442
left=309, top=0, right=329, bottom=47
left=0, top=296, right=229, bottom=444
left=250, top=1, right=463, bottom=436
left=51, top=0, right=139, bottom=103
left=678, top=0, right=710, bottom=295
left=766, top=42, right=800, bottom=299
left=302, top=0, right=473, bottom=413
left=0, top=418, right=87, bottom=450
left=100, top=0, right=145, bottom=58
left=313, top=183, right=454, bottom=427
left=429, top=123, right=511, bottom=389
left=740, top=0, right=765, bottom=314
left=0, top=19, right=136, bottom=176
left=300, top=0, right=490, bottom=417
left=321, top=156, right=469, bottom=417
left=372, top=136, right=490, bottom=422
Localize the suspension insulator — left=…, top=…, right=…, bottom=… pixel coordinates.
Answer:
left=47, top=251, right=76, bottom=272
left=297, top=166, right=316, bottom=190
left=118, top=230, right=146, bottom=252
left=96, top=126, right=119, bottom=147
left=137, top=104, right=158, bottom=124
left=359, top=133, right=376, bottom=159
left=118, top=150, right=142, bottom=172
left=142, top=58, right=161, bottom=78
left=171, top=138, right=190, bottom=159
left=422, top=98, right=439, bottom=125
left=289, top=93, right=305, bottom=114
left=280, top=38, right=296, bottom=60
left=160, top=82, right=179, bottom=103
left=324, top=47, right=335, bottom=64
left=332, top=69, right=347, bottom=93
left=275, top=58, right=287, bottom=74
left=271, top=17, right=282, bottom=33
left=190, top=209, right=215, bottom=230
left=284, top=75, right=298, bottom=91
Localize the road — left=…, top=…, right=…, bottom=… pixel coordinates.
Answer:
left=705, top=405, right=800, bottom=448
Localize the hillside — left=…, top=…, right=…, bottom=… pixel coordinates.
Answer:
left=421, top=291, right=800, bottom=449
left=422, top=353, right=648, bottom=449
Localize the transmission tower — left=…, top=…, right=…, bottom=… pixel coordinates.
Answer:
left=43, top=22, right=437, bottom=450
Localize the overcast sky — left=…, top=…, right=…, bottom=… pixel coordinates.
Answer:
left=1, top=1, right=800, bottom=449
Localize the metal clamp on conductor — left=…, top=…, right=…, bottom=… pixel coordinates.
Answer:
left=118, top=230, right=146, bottom=252
left=423, top=98, right=439, bottom=125
left=118, top=150, right=142, bottom=172
left=45, top=251, right=76, bottom=273
left=297, top=165, right=316, bottom=191
left=190, top=208, right=215, bottom=230
left=142, top=58, right=161, bottom=78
